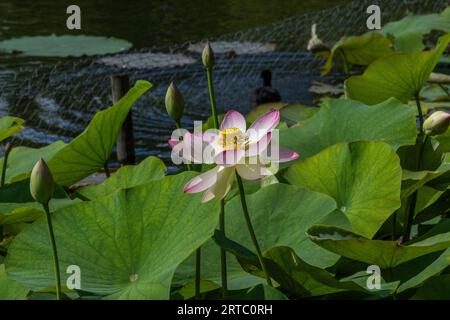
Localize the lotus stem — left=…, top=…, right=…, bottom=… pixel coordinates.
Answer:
left=236, top=174, right=273, bottom=287
left=205, top=65, right=228, bottom=297
left=43, top=202, right=62, bottom=300
left=415, top=94, right=424, bottom=135
left=403, top=96, right=427, bottom=241
left=1, top=143, right=12, bottom=187
left=104, top=162, right=111, bottom=178
left=219, top=201, right=227, bottom=297
left=206, top=68, right=220, bottom=128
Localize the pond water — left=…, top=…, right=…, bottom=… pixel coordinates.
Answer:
left=0, top=0, right=443, bottom=163
left=0, top=0, right=348, bottom=53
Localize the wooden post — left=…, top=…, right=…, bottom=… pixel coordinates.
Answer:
left=111, top=74, right=136, bottom=165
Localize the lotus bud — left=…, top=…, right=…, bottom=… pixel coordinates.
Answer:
left=423, top=111, right=450, bottom=136
left=30, top=158, right=54, bottom=204
left=202, top=42, right=215, bottom=69
left=165, top=82, right=185, bottom=122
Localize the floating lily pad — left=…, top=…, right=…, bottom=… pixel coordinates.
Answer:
left=97, top=52, right=196, bottom=70
left=188, top=41, right=276, bottom=55
left=0, top=35, right=132, bottom=57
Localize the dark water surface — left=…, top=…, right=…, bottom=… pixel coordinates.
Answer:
left=0, top=0, right=444, bottom=162
left=0, top=0, right=348, bottom=52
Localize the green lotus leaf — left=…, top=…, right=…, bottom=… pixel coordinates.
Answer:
left=0, top=141, right=65, bottom=185
left=401, top=153, right=450, bottom=200
left=307, top=225, right=450, bottom=269
left=321, top=32, right=393, bottom=76
left=411, top=274, right=450, bottom=299
left=0, top=117, right=24, bottom=143
left=380, top=8, right=450, bottom=53
left=345, top=33, right=450, bottom=105
left=48, top=80, right=152, bottom=186
left=280, top=98, right=417, bottom=160
left=264, top=246, right=398, bottom=298
left=175, top=183, right=338, bottom=289
left=0, top=264, right=28, bottom=300
left=5, top=173, right=220, bottom=299
left=77, top=156, right=166, bottom=200
left=415, top=190, right=450, bottom=223
left=285, top=141, right=402, bottom=238
left=0, top=35, right=132, bottom=57
left=398, top=247, right=450, bottom=293
left=436, top=129, right=450, bottom=153
left=0, top=198, right=80, bottom=226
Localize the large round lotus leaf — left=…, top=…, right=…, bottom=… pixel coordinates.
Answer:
left=0, top=116, right=24, bottom=143
left=280, top=98, right=417, bottom=160
left=380, top=8, right=450, bottom=53
left=345, top=33, right=450, bottom=105
left=285, top=141, right=402, bottom=239
left=0, top=141, right=65, bottom=185
left=175, top=183, right=338, bottom=289
left=0, top=35, right=132, bottom=57
left=77, top=156, right=166, bottom=200
left=321, top=32, right=393, bottom=76
left=48, top=80, right=152, bottom=186
left=5, top=173, right=220, bottom=299
left=307, top=225, right=450, bottom=269
left=0, top=264, right=28, bottom=300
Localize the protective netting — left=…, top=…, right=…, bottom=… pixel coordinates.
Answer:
left=0, top=0, right=448, bottom=161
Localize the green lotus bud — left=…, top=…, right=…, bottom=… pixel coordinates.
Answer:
left=423, top=111, right=450, bottom=136
left=30, top=158, right=54, bottom=204
left=165, top=82, right=185, bottom=122
left=202, top=42, right=215, bottom=69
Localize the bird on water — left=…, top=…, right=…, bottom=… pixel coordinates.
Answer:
left=251, top=70, right=281, bottom=106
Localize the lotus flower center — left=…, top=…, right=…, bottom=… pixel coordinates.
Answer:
left=220, top=128, right=245, bottom=150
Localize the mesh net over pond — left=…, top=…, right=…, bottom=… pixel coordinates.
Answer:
left=0, top=0, right=448, bottom=161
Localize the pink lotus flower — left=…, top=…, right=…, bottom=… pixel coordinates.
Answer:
left=183, top=109, right=299, bottom=202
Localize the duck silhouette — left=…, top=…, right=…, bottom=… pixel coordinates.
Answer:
left=251, top=70, right=281, bottom=106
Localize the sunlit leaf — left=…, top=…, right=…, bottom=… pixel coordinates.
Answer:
left=321, top=32, right=393, bottom=76
left=345, top=33, right=450, bottom=105
left=0, top=117, right=24, bottom=143
left=48, top=80, right=152, bottom=186
left=280, top=98, right=417, bottom=160
left=77, top=156, right=166, bottom=200
left=285, top=141, right=402, bottom=238
left=5, top=173, right=220, bottom=299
